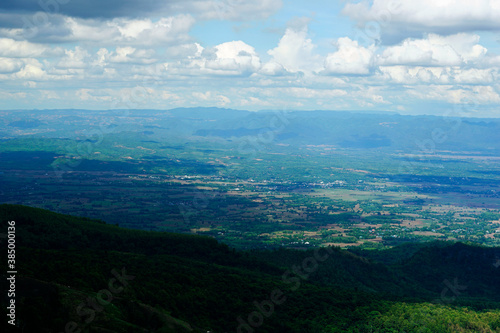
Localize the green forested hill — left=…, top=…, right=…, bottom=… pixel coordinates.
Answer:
left=2, top=204, right=500, bottom=332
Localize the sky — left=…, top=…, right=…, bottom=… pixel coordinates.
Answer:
left=0, top=0, right=500, bottom=117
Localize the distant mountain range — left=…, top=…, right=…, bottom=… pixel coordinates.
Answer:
left=3, top=107, right=500, bottom=155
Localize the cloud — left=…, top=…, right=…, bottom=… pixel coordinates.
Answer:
left=0, top=0, right=281, bottom=21
left=0, top=38, right=49, bottom=57
left=239, top=96, right=272, bottom=107
left=259, top=61, right=288, bottom=76
left=76, top=88, right=113, bottom=102
left=374, top=33, right=498, bottom=87
left=192, top=91, right=231, bottom=105
left=1, top=2, right=499, bottom=116
left=12, top=14, right=196, bottom=45
left=342, top=0, right=500, bottom=43
left=0, top=57, right=57, bottom=82
left=1, top=0, right=168, bottom=19
left=377, top=33, right=487, bottom=66
left=233, top=86, right=349, bottom=108
left=109, top=15, right=195, bottom=45
left=378, top=66, right=450, bottom=84
left=267, top=17, right=321, bottom=73
left=0, top=90, right=27, bottom=99
left=0, top=57, right=24, bottom=73
left=211, top=40, right=261, bottom=72
left=378, top=65, right=500, bottom=87
left=23, top=80, right=37, bottom=88
left=453, top=68, right=497, bottom=84
left=407, top=84, right=500, bottom=105
left=322, top=37, right=374, bottom=75
left=471, top=85, right=500, bottom=104
left=40, top=89, right=59, bottom=99
left=186, top=40, right=261, bottom=76
left=108, top=47, right=156, bottom=64
left=15, top=62, right=47, bottom=80
left=165, top=43, right=203, bottom=59
left=56, top=46, right=90, bottom=69
left=284, top=87, right=347, bottom=99
left=200, top=0, right=283, bottom=20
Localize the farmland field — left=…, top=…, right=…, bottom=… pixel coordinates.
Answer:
left=1, top=109, right=499, bottom=249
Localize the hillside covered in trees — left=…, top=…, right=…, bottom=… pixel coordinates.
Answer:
left=2, top=204, right=500, bottom=332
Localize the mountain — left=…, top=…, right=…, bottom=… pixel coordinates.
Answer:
left=2, top=108, right=500, bottom=154
left=2, top=204, right=500, bottom=332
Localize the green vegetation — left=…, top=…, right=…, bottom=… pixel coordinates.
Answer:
left=1, top=109, right=500, bottom=250
left=1, top=108, right=500, bottom=331
left=2, top=205, right=500, bottom=332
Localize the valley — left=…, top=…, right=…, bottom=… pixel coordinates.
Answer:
left=1, top=108, right=499, bottom=250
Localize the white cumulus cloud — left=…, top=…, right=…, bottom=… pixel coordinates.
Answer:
left=377, top=33, right=487, bottom=66
left=0, top=38, right=49, bottom=58
left=187, top=40, right=261, bottom=76
left=267, top=18, right=321, bottom=73
left=323, top=37, right=374, bottom=75
left=342, top=0, right=500, bottom=43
